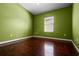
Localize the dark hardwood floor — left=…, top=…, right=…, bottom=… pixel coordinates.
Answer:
left=0, top=37, right=78, bottom=56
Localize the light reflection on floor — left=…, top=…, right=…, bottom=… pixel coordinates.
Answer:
left=44, top=43, right=54, bottom=56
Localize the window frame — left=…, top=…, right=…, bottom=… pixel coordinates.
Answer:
left=44, top=16, right=54, bottom=32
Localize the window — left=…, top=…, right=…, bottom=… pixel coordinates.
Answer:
left=44, top=16, right=54, bottom=32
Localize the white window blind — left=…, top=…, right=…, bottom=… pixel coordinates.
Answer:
left=44, top=16, right=54, bottom=32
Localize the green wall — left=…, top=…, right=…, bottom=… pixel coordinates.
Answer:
left=0, top=4, right=73, bottom=42
left=0, top=4, right=33, bottom=42
left=73, top=3, right=79, bottom=48
left=34, top=6, right=72, bottom=39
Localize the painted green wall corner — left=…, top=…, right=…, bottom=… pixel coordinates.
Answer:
left=0, top=4, right=33, bottom=42
left=34, top=6, right=72, bottom=39
left=73, top=3, right=79, bottom=48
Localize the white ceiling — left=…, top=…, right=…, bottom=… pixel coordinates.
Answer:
left=20, top=3, right=71, bottom=15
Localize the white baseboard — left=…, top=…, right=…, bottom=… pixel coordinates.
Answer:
left=33, top=35, right=72, bottom=41
left=0, top=35, right=72, bottom=44
left=71, top=41, right=79, bottom=53
left=0, top=36, right=32, bottom=45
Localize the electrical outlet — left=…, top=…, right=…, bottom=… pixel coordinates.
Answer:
left=64, top=34, right=66, bottom=36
